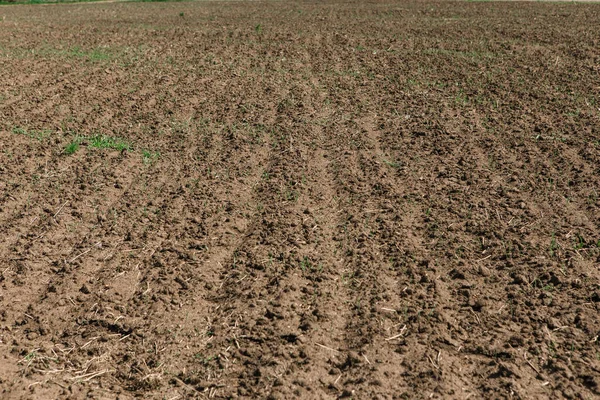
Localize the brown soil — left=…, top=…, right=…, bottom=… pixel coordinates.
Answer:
left=0, top=1, right=599, bottom=399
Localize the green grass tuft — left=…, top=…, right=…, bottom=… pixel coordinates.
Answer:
left=142, top=150, right=160, bottom=165
left=89, top=135, right=132, bottom=151
left=12, top=126, right=50, bottom=141
left=64, top=141, right=79, bottom=155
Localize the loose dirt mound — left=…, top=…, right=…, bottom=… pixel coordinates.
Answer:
left=0, top=1, right=599, bottom=398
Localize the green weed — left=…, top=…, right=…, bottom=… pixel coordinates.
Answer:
left=300, top=256, right=323, bottom=274
left=12, top=127, right=50, bottom=141
left=142, top=150, right=160, bottom=165
left=62, top=46, right=111, bottom=61
left=283, top=187, right=299, bottom=202
left=455, top=91, right=469, bottom=106
left=383, top=159, right=403, bottom=171
left=64, top=141, right=80, bottom=155
left=300, top=256, right=311, bottom=272
left=573, top=234, right=586, bottom=250
left=543, top=284, right=555, bottom=292
left=89, top=135, right=132, bottom=151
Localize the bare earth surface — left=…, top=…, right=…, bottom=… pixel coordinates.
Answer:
left=0, top=1, right=599, bottom=399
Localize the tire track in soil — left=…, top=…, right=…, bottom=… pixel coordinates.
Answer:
left=189, top=119, right=359, bottom=399
left=129, top=125, right=276, bottom=399
left=359, top=120, right=461, bottom=398
left=195, top=96, right=446, bottom=399
left=318, top=117, right=416, bottom=398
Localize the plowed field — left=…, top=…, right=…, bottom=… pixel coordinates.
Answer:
left=1, top=1, right=599, bottom=398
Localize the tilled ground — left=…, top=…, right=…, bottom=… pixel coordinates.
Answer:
left=0, top=1, right=599, bottom=399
